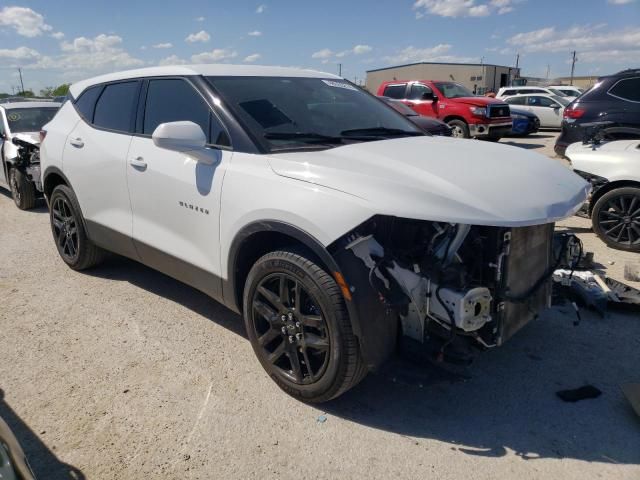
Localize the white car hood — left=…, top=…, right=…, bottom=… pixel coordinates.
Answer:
left=566, top=140, right=640, bottom=182
left=11, top=132, right=40, bottom=145
left=268, top=136, right=589, bottom=227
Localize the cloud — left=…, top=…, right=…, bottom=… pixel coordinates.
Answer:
left=185, top=30, right=210, bottom=43
left=195, top=16, right=205, bottom=21
left=608, top=0, right=635, bottom=4
left=152, top=42, right=173, bottom=49
left=256, top=4, right=267, bottom=13
left=0, top=6, right=53, bottom=37
left=191, top=48, right=238, bottom=63
left=51, top=31, right=65, bottom=40
left=158, top=54, right=187, bottom=66
left=0, top=46, right=40, bottom=61
left=384, top=44, right=476, bottom=64
left=353, top=44, right=373, bottom=55
left=311, top=48, right=333, bottom=59
left=244, top=53, right=261, bottom=62
left=248, top=30, right=262, bottom=36
left=414, top=0, right=519, bottom=17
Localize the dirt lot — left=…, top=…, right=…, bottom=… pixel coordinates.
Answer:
left=1, top=132, right=639, bottom=479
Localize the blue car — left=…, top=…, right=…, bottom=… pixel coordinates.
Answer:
left=508, top=107, right=540, bottom=136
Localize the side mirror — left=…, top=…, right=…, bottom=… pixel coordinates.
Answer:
left=421, top=92, right=433, bottom=101
left=152, top=121, right=214, bottom=165
left=431, top=94, right=439, bottom=102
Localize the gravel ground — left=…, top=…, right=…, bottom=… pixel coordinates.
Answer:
left=0, top=132, right=639, bottom=479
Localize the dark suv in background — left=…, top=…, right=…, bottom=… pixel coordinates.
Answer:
left=555, top=69, right=640, bottom=157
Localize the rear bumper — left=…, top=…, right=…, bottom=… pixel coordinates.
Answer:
left=470, top=121, right=513, bottom=138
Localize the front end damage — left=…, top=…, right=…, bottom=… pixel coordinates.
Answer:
left=330, top=216, right=565, bottom=369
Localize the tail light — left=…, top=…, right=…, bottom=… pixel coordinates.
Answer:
left=564, top=107, right=585, bottom=119
left=39, top=129, right=47, bottom=143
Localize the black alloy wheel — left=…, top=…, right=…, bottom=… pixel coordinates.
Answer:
left=51, top=195, right=80, bottom=262
left=251, top=272, right=330, bottom=385
left=592, top=187, right=640, bottom=252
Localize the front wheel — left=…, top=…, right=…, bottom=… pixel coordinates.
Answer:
left=9, top=168, right=36, bottom=210
left=447, top=119, right=470, bottom=139
left=243, top=250, right=366, bottom=402
left=591, top=186, right=640, bottom=252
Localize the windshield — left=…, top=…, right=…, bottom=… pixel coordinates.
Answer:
left=207, top=76, right=423, bottom=151
left=5, top=107, right=58, bottom=134
left=433, top=82, right=475, bottom=99
left=381, top=98, right=418, bottom=116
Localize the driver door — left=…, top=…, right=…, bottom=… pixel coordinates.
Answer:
left=404, top=82, right=438, bottom=118
left=126, top=77, right=232, bottom=302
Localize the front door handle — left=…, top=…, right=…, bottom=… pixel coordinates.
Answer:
left=129, top=156, right=147, bottom=170
left=69, top=137, right=84, bottom=148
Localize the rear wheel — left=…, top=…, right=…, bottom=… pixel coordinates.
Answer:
left=9, top=168, right=36, bottom=210
left=243, top=250, right=366, bottom=402
left=591, top=186, right=640, bottom=252
left=447, top=120, right=470, bottom=139
left=49, top=185, right=105, bottom=270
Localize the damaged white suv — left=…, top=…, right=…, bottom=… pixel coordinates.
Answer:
left=40, top=65, right=589, bottom=402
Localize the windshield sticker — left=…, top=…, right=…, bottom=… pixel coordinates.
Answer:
left=322, top=80, right=358, bottom=91
left=7, top=113, right=21, bottom=122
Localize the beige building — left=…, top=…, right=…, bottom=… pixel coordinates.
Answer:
left=365, top=62, right=520, bottom=95
left=553, top=76, right=600, bottom=90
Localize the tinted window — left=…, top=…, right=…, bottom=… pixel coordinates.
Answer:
left=527, top=96, right=556, bottom=107
left=93, top=82, right=139, bottom=132
left=408, top=83, right=433, bottom=100
left=502, top=89, right=516, bottom=96
left=383, top=84, right=407, bottom=99
left=75, top=85, right=103, bottom=121
left=143, top=79, right=227, bottom=147
left=609, top=78, right=640, bottom=102
left=505, top=96, right=526, bottom=105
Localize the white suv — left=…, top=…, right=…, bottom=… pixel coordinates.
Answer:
left=40, top=65, right=589, bottom=402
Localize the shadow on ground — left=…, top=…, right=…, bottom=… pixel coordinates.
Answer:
left=0, top=389, right=85, bottom=479
left=82, top=253, right=640, bottom=466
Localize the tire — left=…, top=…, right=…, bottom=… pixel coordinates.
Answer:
left=591, top=186, right=640, bottom=252
left=9, top=167, right=36, bottom=210
left=243, top=250, right=367, bottom=402
left=447, top=119, right=470, bottom=139
left=49, top=185, right=105, bottom=270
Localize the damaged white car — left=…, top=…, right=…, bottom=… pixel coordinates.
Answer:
left=40, top=65, right=589, bottom=402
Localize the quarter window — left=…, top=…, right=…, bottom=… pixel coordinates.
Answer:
left=143, top=78, right=230, bottom=146
left=608, top=78, right=640, bottom=102
left=383, top=84, right=407, bottom=99
left=75, top=85, right=103, bottom=122
left=93, top=81, right=139, bottom=133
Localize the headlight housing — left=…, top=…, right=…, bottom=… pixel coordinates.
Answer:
left=469, top=106, right=487, bottom=116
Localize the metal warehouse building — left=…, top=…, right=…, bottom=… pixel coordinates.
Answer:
left=365, top=62, right=521, bottom=95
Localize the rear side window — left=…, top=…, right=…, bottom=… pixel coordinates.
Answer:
left=527, top=96, right=556, bottom=107
left=93, top=81, right=139, bottom=133
left=143, top=78, right=230, bottom=146
left=505, top=96, right=525, bottom=105
left=609, top=77, right=640, bottom=102
left=75, top=85, right=103, bottom=122
left=383, top=84, right=407, bottom=99
left=502, top=89, right=516, bottom=96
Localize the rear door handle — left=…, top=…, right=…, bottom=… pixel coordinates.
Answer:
left=69, top=138, right=84, bottom=148
left=129, top=156, right=147, bottom=170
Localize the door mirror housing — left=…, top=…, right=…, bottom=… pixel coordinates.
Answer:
left=421, top=91, right=434, bottom=101
left=152, top=121, right=214, bottom=164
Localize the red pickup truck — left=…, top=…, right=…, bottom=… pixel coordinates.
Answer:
left=377, top=80, right=512, bottom=141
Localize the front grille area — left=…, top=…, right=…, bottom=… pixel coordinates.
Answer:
left=498, top=223, right=554, bottom=343
left=488, top=104, right=511, bottom=118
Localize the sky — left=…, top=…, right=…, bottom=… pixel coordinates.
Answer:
left=0, top=0, right=638, bottom=94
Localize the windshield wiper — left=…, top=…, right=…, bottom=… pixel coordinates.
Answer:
left=264, top=132, right=345, bottom=144
left=340, top=127, right=424, bottom=137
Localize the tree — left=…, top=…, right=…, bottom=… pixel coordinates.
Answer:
left=52, top=84, right=70, bottom=96
left=16, top=90, right=34, bottom=97
left=40, top=86, right=55, bottom=97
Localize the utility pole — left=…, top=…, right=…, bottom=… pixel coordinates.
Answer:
left=338, top=63, right=342, bottom=77
left=18, top=67, right=25, bottom=94
left=570, top=51, right=577, bottom=85
left=546, top=64, right=550, bottom=79
left=515, top=53, right=519, bottom=70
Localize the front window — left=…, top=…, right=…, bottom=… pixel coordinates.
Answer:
left=433, top=82, right=475, bottom=99
left=207, top=76, right=423, bottom=151
left=5, top=107, right=58, bottom=134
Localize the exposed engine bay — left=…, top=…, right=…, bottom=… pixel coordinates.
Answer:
left=10, top=136, right=42, bottom=191
left=331, top=216, right=579, bottom=367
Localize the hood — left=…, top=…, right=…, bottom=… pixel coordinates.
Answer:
left=267, top=136, right=589, bottom=227
left=567, top=140, right=640, bottom=182
left=449, top=97, right=506, bottom=107
left=11, top=132, right=40, bottom=145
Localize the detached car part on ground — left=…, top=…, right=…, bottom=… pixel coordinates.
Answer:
left=0, top=102, right=60, bottom=210
left=567, top=127, right=640, bottom=252
left=40, top=65, right=589, bottom=403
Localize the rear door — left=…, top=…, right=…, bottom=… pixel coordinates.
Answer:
left=126, top=77, right=232, bottom=300
left=63, top=81, right=140, bottom=257
left=404, top=82, right=438, bottom=118
left=526, top=96, right=562, bottom=127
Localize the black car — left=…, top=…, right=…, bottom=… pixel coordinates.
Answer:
left=555, top=69, right=640, bottom=157
left=379, top=97, right=452, bottom=136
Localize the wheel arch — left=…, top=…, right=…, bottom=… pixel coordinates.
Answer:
left=42, top=166, right=71, bottom=202
left=590, top=179, right=640, bottom=215
left=442, top=115, right=468, bottom=124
